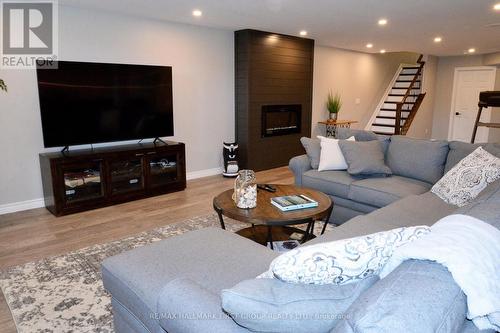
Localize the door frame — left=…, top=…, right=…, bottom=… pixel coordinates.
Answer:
left=447, top=66, right=497, bottom=142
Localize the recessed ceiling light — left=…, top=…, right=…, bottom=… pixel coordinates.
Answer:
left=299, top=30, right=308, bottom=36
left=366, top=43, right=373, bottom=48
left=380, top=49, right=386, bottom=54
left=192, top=9, right=202, bottom=17
left=494, top=3, right=500, bottom=10
left=378, top=18, right=388, bottom=26
left=468, top=48, right=476, bottom=53
left=433, top=37, right=442, bottom=43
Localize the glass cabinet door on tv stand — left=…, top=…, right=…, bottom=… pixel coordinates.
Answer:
left=108, top=158, right=145, bottom=195
left=147, top=152, right=179, bottom=188
left=61, top=161, right=104, bottom=204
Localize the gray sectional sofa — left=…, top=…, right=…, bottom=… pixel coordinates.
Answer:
left=102, top=131, right=500, bottom=333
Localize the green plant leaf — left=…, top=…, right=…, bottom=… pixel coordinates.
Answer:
left=326, top=90, right=341, bottom=113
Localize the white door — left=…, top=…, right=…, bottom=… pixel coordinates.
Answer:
left=449, top=67, right=496, bottom=143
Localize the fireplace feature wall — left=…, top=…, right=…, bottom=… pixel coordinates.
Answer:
left=261, top=104, right=302, bottom=137
left=235, top=30, right=314, bottom=171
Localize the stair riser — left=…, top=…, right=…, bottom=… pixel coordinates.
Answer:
left=371, top=126, right=395, bottom=134
left=393, top=82, right=420, bottom=88
left=379, top=110, right=410, bottom=118
left=400, top=68, right=419, bottom=74
left=374, top=118, right=405, bottom=126
left=391, top=88, right=420, bottom=95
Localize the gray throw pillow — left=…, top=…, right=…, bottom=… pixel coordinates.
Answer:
left=336, top=128, right=378, bottom=141
left=221, top=276, right=378, bottom=333
left=338, top=140, right=392, bottom=176
left=300, top=137, right=321, bottom=169
left=386, top=136, right=449, bottom=184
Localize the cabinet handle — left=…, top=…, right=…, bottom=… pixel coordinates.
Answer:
left=147, top=151, right=156, bottom=155
left=135, top=153, right=144, bottom=157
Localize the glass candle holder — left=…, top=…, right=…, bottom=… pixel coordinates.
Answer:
left=233, top=170, right=257, bottom=209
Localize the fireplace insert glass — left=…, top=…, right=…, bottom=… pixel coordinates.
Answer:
left=261, top=104, right=302, bottom=137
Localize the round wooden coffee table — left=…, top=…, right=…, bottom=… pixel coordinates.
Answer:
left=213, top=184, right=333, bottom=249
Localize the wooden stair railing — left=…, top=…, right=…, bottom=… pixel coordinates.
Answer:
left=394, top=55, right=425, bottom=135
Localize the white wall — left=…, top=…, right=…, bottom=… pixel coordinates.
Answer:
left=312, top=48, right=421, bottom=137
left=431, top=54, right=500, bottom=141
left=0, top=6, right=234, bottom=209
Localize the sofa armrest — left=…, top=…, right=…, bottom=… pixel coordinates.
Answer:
left=157, top=278, right=248, bottom=333
left=289, top=154, right=312, bottom=186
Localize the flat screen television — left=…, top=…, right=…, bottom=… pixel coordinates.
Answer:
left=37, top=61, right=173, bottom=147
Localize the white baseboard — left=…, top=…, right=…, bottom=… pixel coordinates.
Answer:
left=0, top=198, right=45, bottom=215
left=186, top=167, right=223, bottom=180
left=0, top=167, right=223, bottom=215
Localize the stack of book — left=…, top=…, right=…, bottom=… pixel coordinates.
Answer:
left=271, top=194, right=319, bottom=211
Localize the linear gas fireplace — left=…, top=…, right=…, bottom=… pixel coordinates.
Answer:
left=261, top=104, right=302, bottom=137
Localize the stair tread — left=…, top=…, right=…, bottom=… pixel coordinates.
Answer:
left=395, top=80, right=421, bottom=83
left=388, top=94, right=420, bottom=97
left=384, top=101, right=416, bottom=104
left=372, top=123, right=397, bottom=128
left=398, top=73, right=418, bottom=76
left=373, top=131, right=394, bottom=135
left=380, top=108, right=411, bottom=111
left=376, top=116, right=408, bottom=120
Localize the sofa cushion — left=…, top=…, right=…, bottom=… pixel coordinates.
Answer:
left=348, top=176, right=432, bottom=208
left=302, top=169, right=357, bottom=198
left=309, top=192, right=456, bottom=246
left=445, top=141, right=500, bottom=173
left=331, top=260, right=467, bottom=333
left=102, top=228, right=278, bottom=333
left=386, top=136, right=449, bottom=184
left=221, top=276, right=378, bottom=333
left=336, top=128, right=391, bottom=153
left=339, top=140, right=392, bottom=176
left=300, top=137, right=321, bottom=169
left=336, top=128, right=378, bottom=141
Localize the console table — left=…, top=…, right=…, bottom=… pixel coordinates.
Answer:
left=318, top=120, right=358, bottom=137
left=39, top=141, right=186, bottom=216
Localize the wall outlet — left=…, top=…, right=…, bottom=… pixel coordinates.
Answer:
left=355, top=98, right=361, bottom=105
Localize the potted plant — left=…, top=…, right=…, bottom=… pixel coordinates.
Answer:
left=0, top=79, right=6, bottom=92
left=326, top=90, right=341, bottom=121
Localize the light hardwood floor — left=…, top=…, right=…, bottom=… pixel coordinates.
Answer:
left=0, top=167, right=293, bottom=332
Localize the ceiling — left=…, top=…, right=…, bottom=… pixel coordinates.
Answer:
left=60, top=0, right=500, bottom=56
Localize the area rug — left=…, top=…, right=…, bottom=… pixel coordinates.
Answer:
left=0, top=213, right=333, bottom=333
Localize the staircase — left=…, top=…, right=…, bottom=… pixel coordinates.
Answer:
left=369, top=55, right=426, bottom=135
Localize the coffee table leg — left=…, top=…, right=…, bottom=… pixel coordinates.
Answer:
left=321, top=203, right=334, bottom=235
left=213, top=204, right=226, bottom=230
left=267, top=226, right=273, bottom=250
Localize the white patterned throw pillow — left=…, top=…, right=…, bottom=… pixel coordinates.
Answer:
left=265, top=226, right=430, bottom=285
left=431, top=147, right=500, bottom=207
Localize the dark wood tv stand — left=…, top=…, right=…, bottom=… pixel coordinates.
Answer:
left=39, top=141, right=186, bottom=216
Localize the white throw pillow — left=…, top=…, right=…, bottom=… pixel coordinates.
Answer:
left=267, top=226, right=430, bottom=285
left=431, top=147, right=500, bottom=207
left=317, top=136, right=355, bottom=171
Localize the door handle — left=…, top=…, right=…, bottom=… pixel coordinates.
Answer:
left=455, top=112, right=461, bottom=116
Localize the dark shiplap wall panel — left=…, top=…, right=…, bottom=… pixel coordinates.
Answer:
left=235, top=29, right=314, bottom=171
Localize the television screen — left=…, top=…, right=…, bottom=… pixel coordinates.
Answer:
left=37, top=61, right=173, bottom=147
